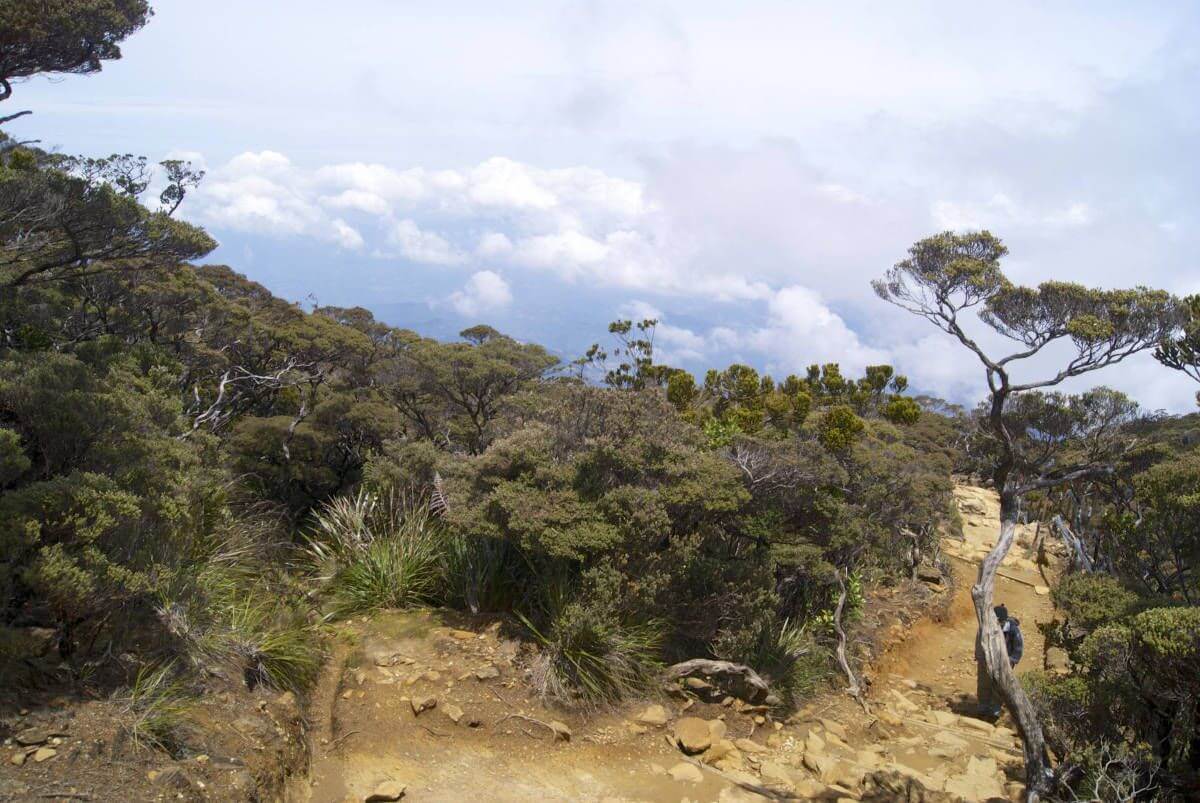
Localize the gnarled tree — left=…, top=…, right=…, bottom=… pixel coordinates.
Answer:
left=874, top=230, right=1179, bottom=800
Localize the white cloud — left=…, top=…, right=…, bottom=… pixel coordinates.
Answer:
left=932, top=194, right=1094, bottom=231
left=448, top=271, right=513, bottom=318
left=386, top=219, right=463, bottom=265
left=476, top=231, right=513, bottom=257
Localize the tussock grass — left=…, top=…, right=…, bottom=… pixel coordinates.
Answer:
left=518, top=584, right=664, bottom=708
left=328, top=533, right=443, bottom=615
left=114, top=661, right=190, bottom=752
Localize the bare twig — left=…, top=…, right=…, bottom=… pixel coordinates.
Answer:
left=328, top=729, right=361, bottom=752
left=833, top=568, right=870, bottom=715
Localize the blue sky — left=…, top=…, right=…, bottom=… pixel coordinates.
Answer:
left=8, top=1, right=1200, bottom=409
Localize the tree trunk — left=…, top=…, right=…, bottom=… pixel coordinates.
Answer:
left=973, top=488, right=1051, bottom=801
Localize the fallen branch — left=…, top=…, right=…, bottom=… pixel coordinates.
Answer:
left=495, top=713, right=555, bottom=738
left=945, top=552, right=1041, bottom=588
left=663, top=659, right=771, bottom=701
left=833, top=568, right=870, bottom=715
left=328, top=729, right=361, bottom=752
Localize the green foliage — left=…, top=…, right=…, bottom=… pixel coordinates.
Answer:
left=518, top=591, right=664, bottom=708
left=883, top=396, right=922, bottom=425
left=817, top=404, right=865, bottom=451
left=306, top=489, right=447, bottom=616
left=208, top=595, right=322, bottom=693
left=113, top=661, right=190, bottom=753
left=0, top=0, right=151, bottom=95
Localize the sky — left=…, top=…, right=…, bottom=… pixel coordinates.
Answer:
left=9, top=0, right=1200, bottom=411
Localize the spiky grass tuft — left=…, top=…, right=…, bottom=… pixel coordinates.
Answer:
left=518, top=587, right=664, bottom=708
left=114, top=661, right=190, bottom=752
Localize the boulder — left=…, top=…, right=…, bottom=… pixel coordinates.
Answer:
left=926, top=710, right=957, bottom=727
left=365, top=781, right=407, bottom=801
left=634, top=704, right=670, bottom=727
left=673, top=717, right=713, bottom=755
left=668, top=761, right=704, bottom=783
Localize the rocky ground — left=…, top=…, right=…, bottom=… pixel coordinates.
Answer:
left=289, top=485, right=1064, bottom=803
left=0, top=484, right=1062, bottom=802
left=0, top=678, right=306, bottom=801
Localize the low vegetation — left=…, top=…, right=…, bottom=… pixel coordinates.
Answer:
left=4, top=7, right=1200, bottom=801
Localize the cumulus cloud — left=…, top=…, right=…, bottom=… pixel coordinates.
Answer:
left=448, top=271, right=513, bottom=318
left=386, top=219, right=463, bottom=265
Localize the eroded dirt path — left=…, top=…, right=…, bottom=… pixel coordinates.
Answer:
left=289, top=485, right=1060, bottom=803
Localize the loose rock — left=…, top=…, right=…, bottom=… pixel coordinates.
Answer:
left=668, top=762, right=704, bottom=783
left=672, top=717, right=713, bottom=755
left=410, top=695, right=437, bottom=715
left=634, top=704, right=670, bottom=727
left=365, top=781, right=407, bottom=801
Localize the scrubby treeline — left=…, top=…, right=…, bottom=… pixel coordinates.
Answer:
left=0, top=130, right=959, bottom=712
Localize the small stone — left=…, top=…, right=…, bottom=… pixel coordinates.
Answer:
left=683, top=676, right=712, bottom=690
left=410, top=696, right=437, bottom=715
left=550, top=721, right=572, bottom=742
left=708, top=719, right=727, bottom=740
left=753, top=715, right=766, bottom=725
left=14, top=729, right=50, bottom=747
left=11, top=751, right=28, bottom=766
left=760, top=761, right=793, bottom=787
left=668, top=762, right=704, bottom=783
left=735, top=738, right=768, bottom=754
left=474, top=665, right=500, bottom=680
left=365, top=780, right=407, bottom=801
left=1034, top=585, right=1051, bottom=596
left=450, top=629, right=475, bottom=640
left=32, top=747, right=56, bottom=763
left=819, top=718, right=848, bottom=739
left=194, top=754, right=210, bottom=765
left=634, top=704, right=670, bottom=727
left=442, top=703, right=464, bottom=725
left=700, top=739, right=735, bottom=764
left=673, top=717, right=713, bottom=755
left=423, top=670, right=441, bottom=682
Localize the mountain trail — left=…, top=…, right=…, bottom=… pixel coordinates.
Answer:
left=287, top=484, right=1062, bottom=803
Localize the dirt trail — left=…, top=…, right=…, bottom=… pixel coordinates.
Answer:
left=289, top=485, right=1061, bottom=803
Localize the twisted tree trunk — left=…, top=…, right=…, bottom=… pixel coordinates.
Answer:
left=974, top=487, right=1051, bottom=801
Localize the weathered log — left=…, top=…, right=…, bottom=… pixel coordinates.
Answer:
left=663, top=659, right=771, bottom=702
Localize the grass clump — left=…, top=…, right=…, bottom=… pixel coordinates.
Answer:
left=518, top=587, right=664, bottom=708
left=113, top=661, right=190, bottom=753
left=306, top=488, right=447, bottom=616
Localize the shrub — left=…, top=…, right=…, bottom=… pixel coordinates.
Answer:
left=817, top=405, right=866, bottom=451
